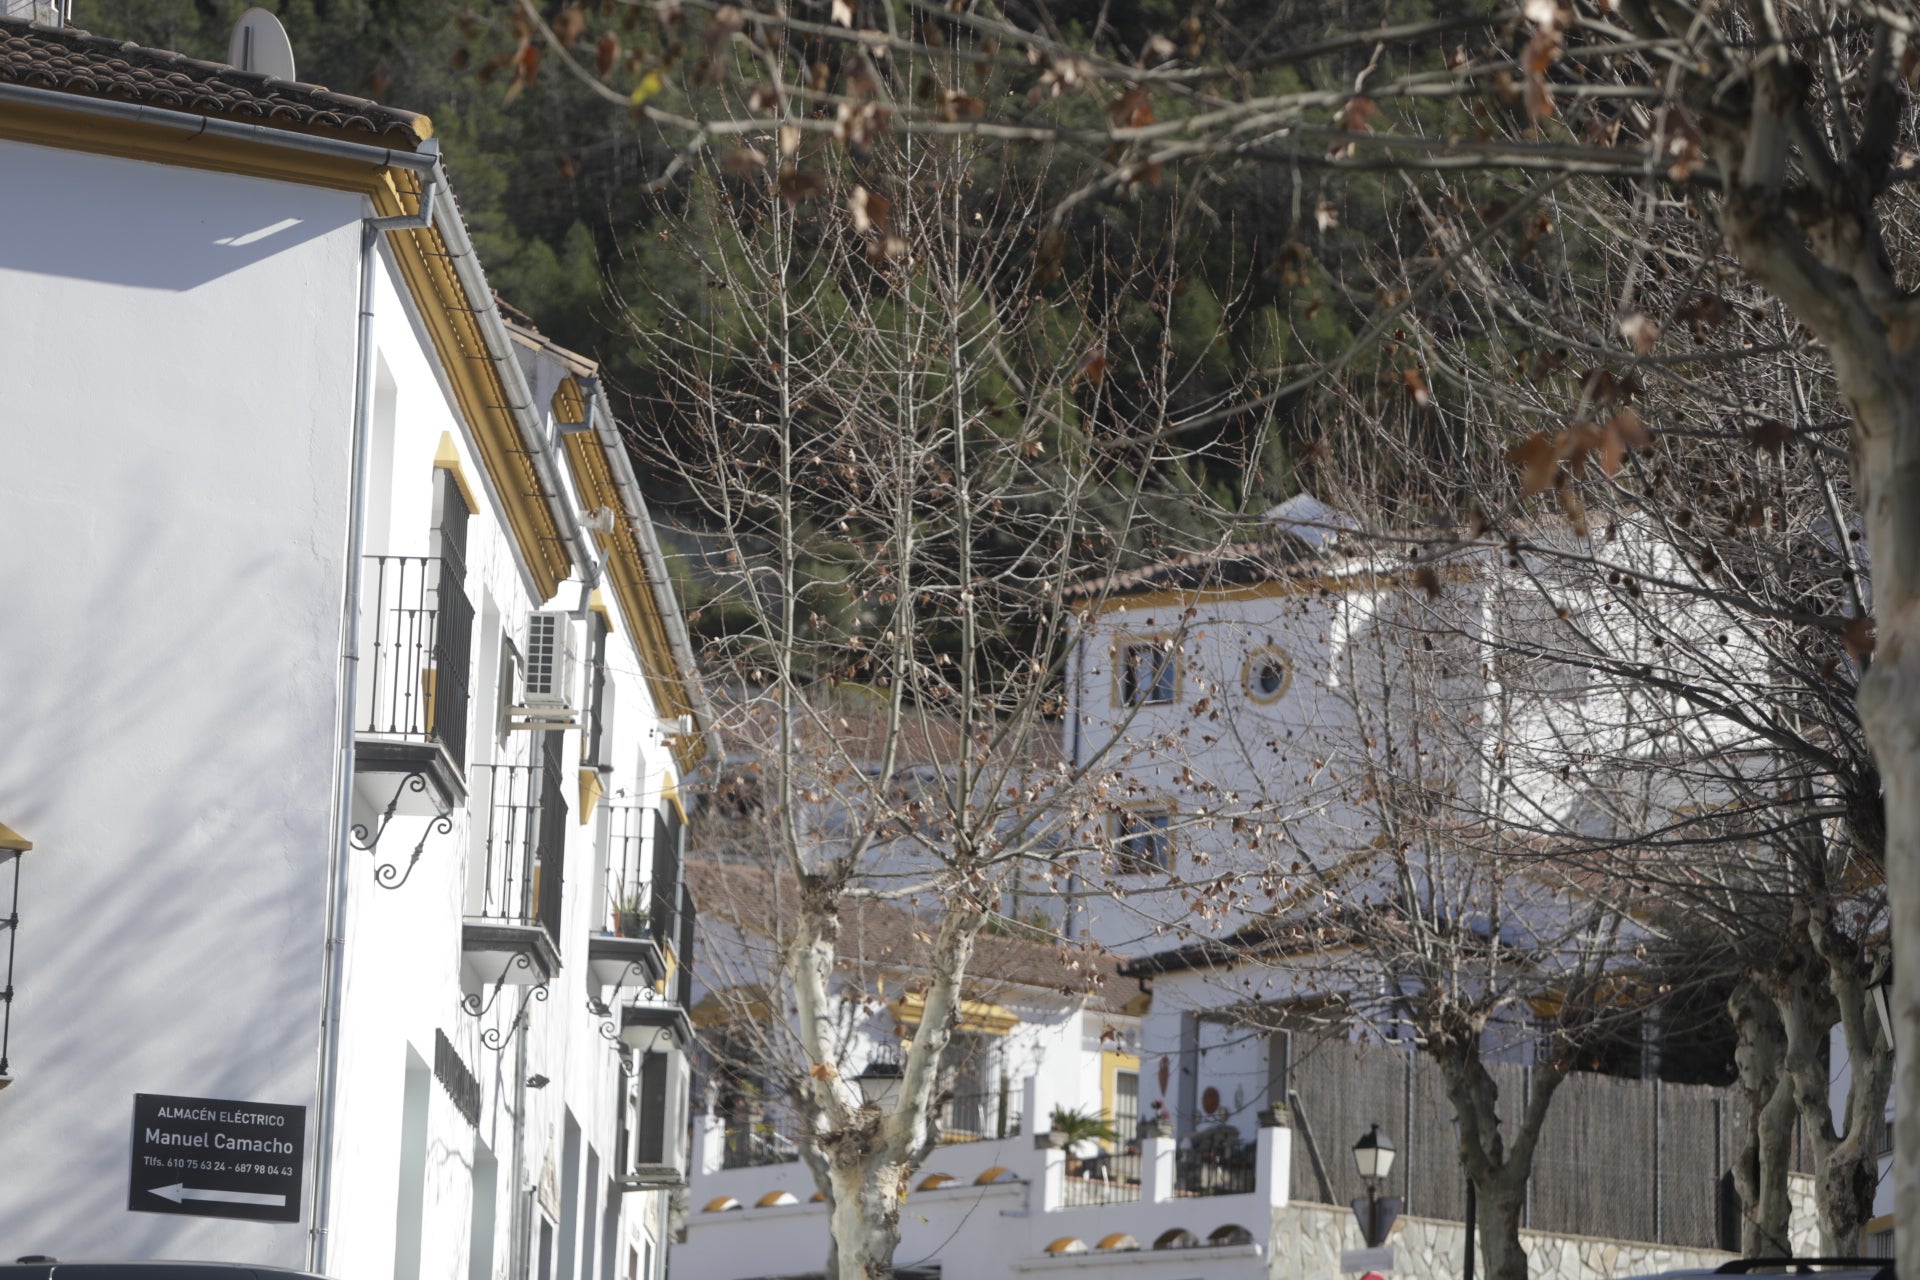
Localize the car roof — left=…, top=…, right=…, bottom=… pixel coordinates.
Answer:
left=1618, top=1264, right=1894, bottom=1280
left=0, top=1266, right=328, bottom=1280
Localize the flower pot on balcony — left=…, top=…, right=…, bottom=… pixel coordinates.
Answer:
left=617, top=910, right=649, bottom=938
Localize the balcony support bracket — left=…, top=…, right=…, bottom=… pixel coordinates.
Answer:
left=351, top=770, right=454, bottom=891
left=460, top=953, right=551, bottom=1054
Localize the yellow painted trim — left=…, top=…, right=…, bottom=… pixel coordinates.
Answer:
left=661, top=773, right=688, bottom=824
left=551, top=377, right=589, bottom=429
left=588, top=588, right=616, bottom=631
left=1123, top=989, right=1152, bottom=1017
left=691, top=986, right=773, bottom=1027
left=890, top=993, right=1018, bottom=1036
left=433, top=432, right=481, bottom=515
left=558, top=393, right=703, bottom=771
left=1075, top=563, right=1477, bottom=617
left=1865, top=1213, right=1894, bottom=1236
left=1111, top=799, right=1177, bottom=875
left=0, top=98, right=426, bottom=194
left=1242, top=644, right=1294, bottom=704
left=1100, top=1052, right=1141, bottom=1149
left=0, top=822, right=31, bottom=853
left=1107, top=631, right=1183, bottom=710
left=370, top=173, right=571, bottom=601
left=578, top=769, right=604, bottom=823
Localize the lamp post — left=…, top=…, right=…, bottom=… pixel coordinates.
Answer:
left=853, top=1053, right=904, bottom=1113
left=1350, top=1124, right=1402, bottom=1249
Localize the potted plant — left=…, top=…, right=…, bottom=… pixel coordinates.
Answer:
left=1048, top=1106, right=1117, bottom=1176
left=609, top=883, right=649, bottom=938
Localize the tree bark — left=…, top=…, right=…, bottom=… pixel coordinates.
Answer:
left=1729, top=979, right=1796, bottom=1256
left=1708, top=66, right=1919, bottom=1266
left=1437, top=1027, right=1567, bottom=1280
left=1476, top=1175, right=1531, bottom=1280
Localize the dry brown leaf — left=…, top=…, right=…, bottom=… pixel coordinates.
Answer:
left=941, top=90, right=985, bottom=121
left=551, top=5, right=588, bottom=45
left=831, top=0, right=854, bottom=24
left=594, top=29, right=621, bottom=76
left=1414, top=566, right=1443, bottom=600
left=867, top=234, right=909, bottom=263
left=503, top=40, right=539, bottom=103
left=1600, top=408, right=1648, bottom=474
left=809, top=1062, right=839, bottom=1080
left=722, top=145, right=767, bottom=176
left=849, top=185, right=891, bottom=232
left=1402, top=367, right=1432, bottom=408
left=779, top=123, right=802, bottom=156
left=1750, top=418, right=1795, bottom=458
left=776, top=166, right=827, bottom=205
left=1506, top=431, right=1561, bottom=496
left=1075, top=349, right=1110, bottom=386
left=1618, top=311, right=1661, bottom=355
left=1843, top=615, right=1877, bottom=663
left=1109, top=87, right=1154, bottom=128
left=1314, top=198, right=1340, bottom=232
left=1340, top=96, right=1378, bottom=133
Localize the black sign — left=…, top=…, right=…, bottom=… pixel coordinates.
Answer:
left=435, top=1030, right=481, bottom=1128
left=129, top=1093, right=305, bottom=1223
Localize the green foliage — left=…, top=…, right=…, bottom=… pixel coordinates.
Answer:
left=1048, top=1106, right=1118, bottom=1146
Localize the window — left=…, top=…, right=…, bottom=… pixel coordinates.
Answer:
left=1120, top=641, right=1177, bottom=706
left=1115, top=807, right=1173, bottom=874
left=1243, top=645, right=1292, bottom=704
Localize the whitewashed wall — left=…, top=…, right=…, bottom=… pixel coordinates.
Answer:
left=0, top=138, right=364, bottom=1265
left=0, top=135, right=683, bottom=1280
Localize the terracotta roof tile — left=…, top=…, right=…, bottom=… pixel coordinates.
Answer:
left=0, top=17, right=429, bottom=146
left=687, top=861, right=1132, bottom=1013
left=1063, top=529, right=1326, bottom=602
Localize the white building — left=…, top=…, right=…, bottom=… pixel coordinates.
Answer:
left=667, top=508, right=1810, bottom=1278
left=0, top=15, right=712, bottom=1280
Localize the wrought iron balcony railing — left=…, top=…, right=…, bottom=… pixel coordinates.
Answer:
left=469, top=750, right=567, bottom=945
left=605, top=803, right=653, bottom=937
left=358, top=554, right=474, bottom=773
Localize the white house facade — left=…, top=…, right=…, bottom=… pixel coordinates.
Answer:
left=0, top=17, right=711, bottom=1280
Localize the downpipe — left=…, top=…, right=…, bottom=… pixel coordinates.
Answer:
left=308, top=171, right=441, bottom=1275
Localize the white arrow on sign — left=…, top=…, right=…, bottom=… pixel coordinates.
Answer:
left=148, top=1184, right=286, bottom=1208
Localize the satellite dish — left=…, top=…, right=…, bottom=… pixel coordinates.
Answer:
left=228, top=8, right=297, bottom=81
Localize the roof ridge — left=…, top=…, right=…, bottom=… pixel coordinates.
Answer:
left=0, top=16, right=429, bottom=145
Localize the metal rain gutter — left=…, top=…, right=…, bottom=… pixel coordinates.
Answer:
left=421, top=173, right=585, bottom=600
left=0, top=80, right=440, bottom=175
left=581, top=377, right=723, bottom=772
left=310, top=170, right=441, bottom=1278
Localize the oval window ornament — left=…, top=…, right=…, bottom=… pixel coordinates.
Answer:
left=1243, top=646, right=1292, bottom=703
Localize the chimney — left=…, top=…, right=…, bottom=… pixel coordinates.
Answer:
left=0, top=0, right=68, bottom=25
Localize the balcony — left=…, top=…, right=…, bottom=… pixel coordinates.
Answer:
left=461, top=747, right=566, bottom=990
left=589, top=804, right=664, bottom=992
left=355, top=554, right=473, bottom=810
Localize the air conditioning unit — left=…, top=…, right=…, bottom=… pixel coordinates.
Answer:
left=510, top=610, right=576, bottom=729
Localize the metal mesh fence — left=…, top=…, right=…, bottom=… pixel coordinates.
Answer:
left=1281, top=1031, right=1744, bottom=1250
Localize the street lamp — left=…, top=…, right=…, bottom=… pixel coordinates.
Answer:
left=1352, top=1123, right=1396, bottom=1183
left=853, top=1053, right=903, bottom=1113
left=1349, top=1124, right=1402, bottom=1249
